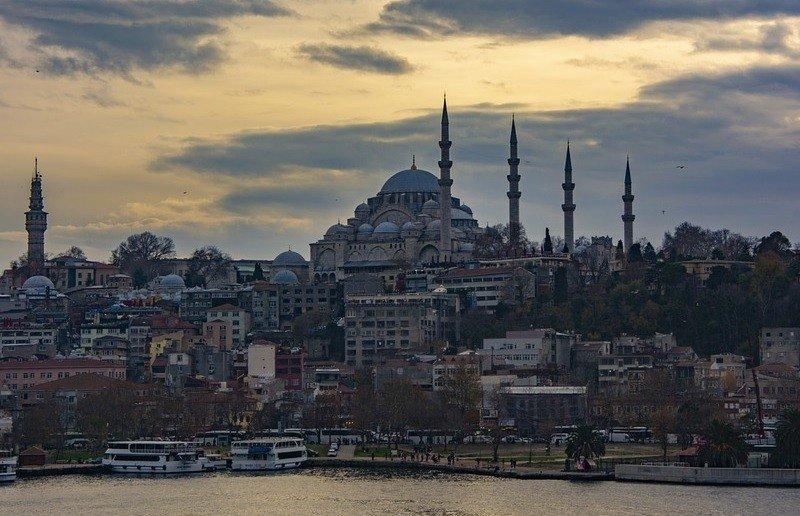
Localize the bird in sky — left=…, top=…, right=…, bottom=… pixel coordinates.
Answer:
left=182, top=191, right=189, bottom=195
left=676, top=165, right=686, bottom=169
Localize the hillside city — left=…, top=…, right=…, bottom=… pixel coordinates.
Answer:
left=2, top=110, right=800, bottom=472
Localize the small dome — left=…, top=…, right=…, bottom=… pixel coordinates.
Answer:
left=273, top=269, right=299, bottom=284
left=401, top=221, right=414, bottom=231
left=374, top=221, right=400, bottom=235
left=160, top=274, right=186, bottom=289
left=22, top=275, right=55, bottom=292
left=355, top=203, right=369, bottom=214
left=357, top=223, right=374, bottom=235
left=460, top=205, right=473, bottom=215
left=451, top=208, right=474, bottom=220
left=422, top=199, right=439, bottom=209
left=325, top=223, right=352, bottom=238
left=274, top=249, right=307, bottom=266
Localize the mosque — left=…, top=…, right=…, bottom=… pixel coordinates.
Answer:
left=309, top=99, right=485, bottom=282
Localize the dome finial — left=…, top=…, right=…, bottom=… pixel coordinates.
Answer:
left=411, top=154, right=417, bottom=170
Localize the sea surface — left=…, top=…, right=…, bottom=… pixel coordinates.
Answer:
left=1, top=468, right=799, bottom=515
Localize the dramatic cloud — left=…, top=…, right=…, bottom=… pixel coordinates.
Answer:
left=696, top=21, right=800, bottom=58
left=0, top=0, right=289, bottom=76
left=153, top=63, right=800, bottom=244
left=297, top=43, right=413, bottom=75
left=361, top=0, right=800, bottom=39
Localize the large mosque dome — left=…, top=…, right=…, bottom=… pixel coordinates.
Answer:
left=380, top=168, right=439, bottom=194
left=274, top=249, right=307, bottom=267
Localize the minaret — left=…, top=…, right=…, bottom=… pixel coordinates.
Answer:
left=507, top=115, right=521, bottom=257
left=622, top=155, right=635, bottom=255
left=561, top=142, right=575, bottom=253
left=438, top=96, right=453, bottom=262
left=25, top=157, right=48, bottom=275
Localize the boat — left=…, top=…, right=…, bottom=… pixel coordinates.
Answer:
left=0, top=450, right=17, bottom=482
left=102, top=441, right=205, bottom=474
left=230, top=437, right=307, bottom=471
left=199, top=452, right=228, bottom=471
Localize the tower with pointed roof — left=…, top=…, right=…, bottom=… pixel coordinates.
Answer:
left=25, top=157, right=48, bottom=274
left=438, top=96, right=453, bottom=262
left=622, top=156, right=635, bottom=255
left=507, top=116, right=521, bottom=256
left=561, top=142, right=575, bottom=253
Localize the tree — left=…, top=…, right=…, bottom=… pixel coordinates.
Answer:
left=473, top=223, right=532, bottom=259
left=77, top=388, right=139, bottom=443
left=771, top=408, right=800, bottom=468
left=186, top=246, right=232, bottom=287
left=650, top=406, right=678, bottom=460
left=754, top=231, right=792, bottom=259
left=697, top=420, right=750, bottom=467
left=643, top=242, right=657, bottom=262
left=12, top=399, right=70, bottom=454
left=565, top=425, right=605, bottom=463
left=438, top=365, right=482, bottom=444
left=54, top=246, right=86, bottom=261
left=627, top=243, right=643, bottom=263
left=111, top=231, right=175, bottom=285
left=614, top=240, right=625, bottom=261
left=542, top=228, right=553, bottom=256
left=252, top=262, right=265, bottom=281
left=553, top=267, right=568, bottom=303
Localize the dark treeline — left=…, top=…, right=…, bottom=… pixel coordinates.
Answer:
left=463, top=223, right=800, bottom=358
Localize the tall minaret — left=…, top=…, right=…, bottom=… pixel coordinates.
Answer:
left=561, top=142, right=575, bottom=253
left=25, top=157, right=48, bottom=274
left=622, top=155, right=635, bottom=255
left=438, top=96, right=453, bottom=262
left=507, top=115, right=521, bottom=257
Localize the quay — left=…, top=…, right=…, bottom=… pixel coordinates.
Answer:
left=17, top=464, right=104, bottom=478
left=305, top=457, right=613, bottom=481
left=615, top=464, right=800, bottom=487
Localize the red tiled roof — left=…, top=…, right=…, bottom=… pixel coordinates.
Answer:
left=33, top=373, right=132, bottom=392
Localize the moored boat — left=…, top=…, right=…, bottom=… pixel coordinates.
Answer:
left=102, top=441, right=204, bottom=474
left=230, top=437, right=307, bottom=471
left=0, top=450, right=17, bottom=482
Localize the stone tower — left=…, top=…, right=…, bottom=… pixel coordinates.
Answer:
left=25, top=157, right=48, bottom=274
left=622, top=155, right=635, bottom=254
left=561, top=142, right=575, bottom=253
left=438, top=97, right=453, bottom=262
left=507, top=115, right=521, bottom=257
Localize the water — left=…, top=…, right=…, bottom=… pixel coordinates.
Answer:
left=1, top=468, right=799, bottom=515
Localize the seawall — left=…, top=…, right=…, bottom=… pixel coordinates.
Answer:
left=615, top=464, right=800, bottom=486
left=305, top=458, right=612, bottom=481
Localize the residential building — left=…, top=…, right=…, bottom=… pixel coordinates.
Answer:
left=432, top=353, right=480, bottom=391
left=0, top=323, right=60, bottom=359
left=760, top=328, right=800, bottom=367
left=247, top=341, right=276, bottom=379
left=480, top=329, right=576, bottom=372
left=438, top=266, right=534, bottom=309
left=204, top=303, right=251, bottom=350
left=0, top=358, right=126, bottom=401
left=79, top=321, right=128, bottom=353
left=344, top=290, right=461, bottom=367
left=179, top=288, right=239, bottom=322
left=501, top=386, right=588, bottom=437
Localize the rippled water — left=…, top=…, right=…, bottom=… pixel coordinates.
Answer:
left=1, top=468, right=799, bottom=515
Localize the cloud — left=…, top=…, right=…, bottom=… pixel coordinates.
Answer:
left=297, top=43, right=413, bottom=75
left=359, top=0, right=800, bottom=39
left=695, top=21, right=800, bottom=58
left=152, top=63, right=800, bottom=246
left=0, top=0, right=290, bottom=76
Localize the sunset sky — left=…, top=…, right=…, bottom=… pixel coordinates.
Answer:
left=1, top=0, right=799, bottom=265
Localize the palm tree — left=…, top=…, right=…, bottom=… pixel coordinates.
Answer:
left=697, top=420, right=750, bottom=467
left=771, top=408, right=800, bottom=468
left=565, top=425, right=605, bottom=463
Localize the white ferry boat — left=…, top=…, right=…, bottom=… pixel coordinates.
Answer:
left=230, top=437, right=307, bottom=471
left=0, top=450, right=17, bottom=482
left=102, top=441, right=205, bottom=474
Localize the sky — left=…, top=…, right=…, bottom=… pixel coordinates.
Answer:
left=1, top=0, right=799, bottom=265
